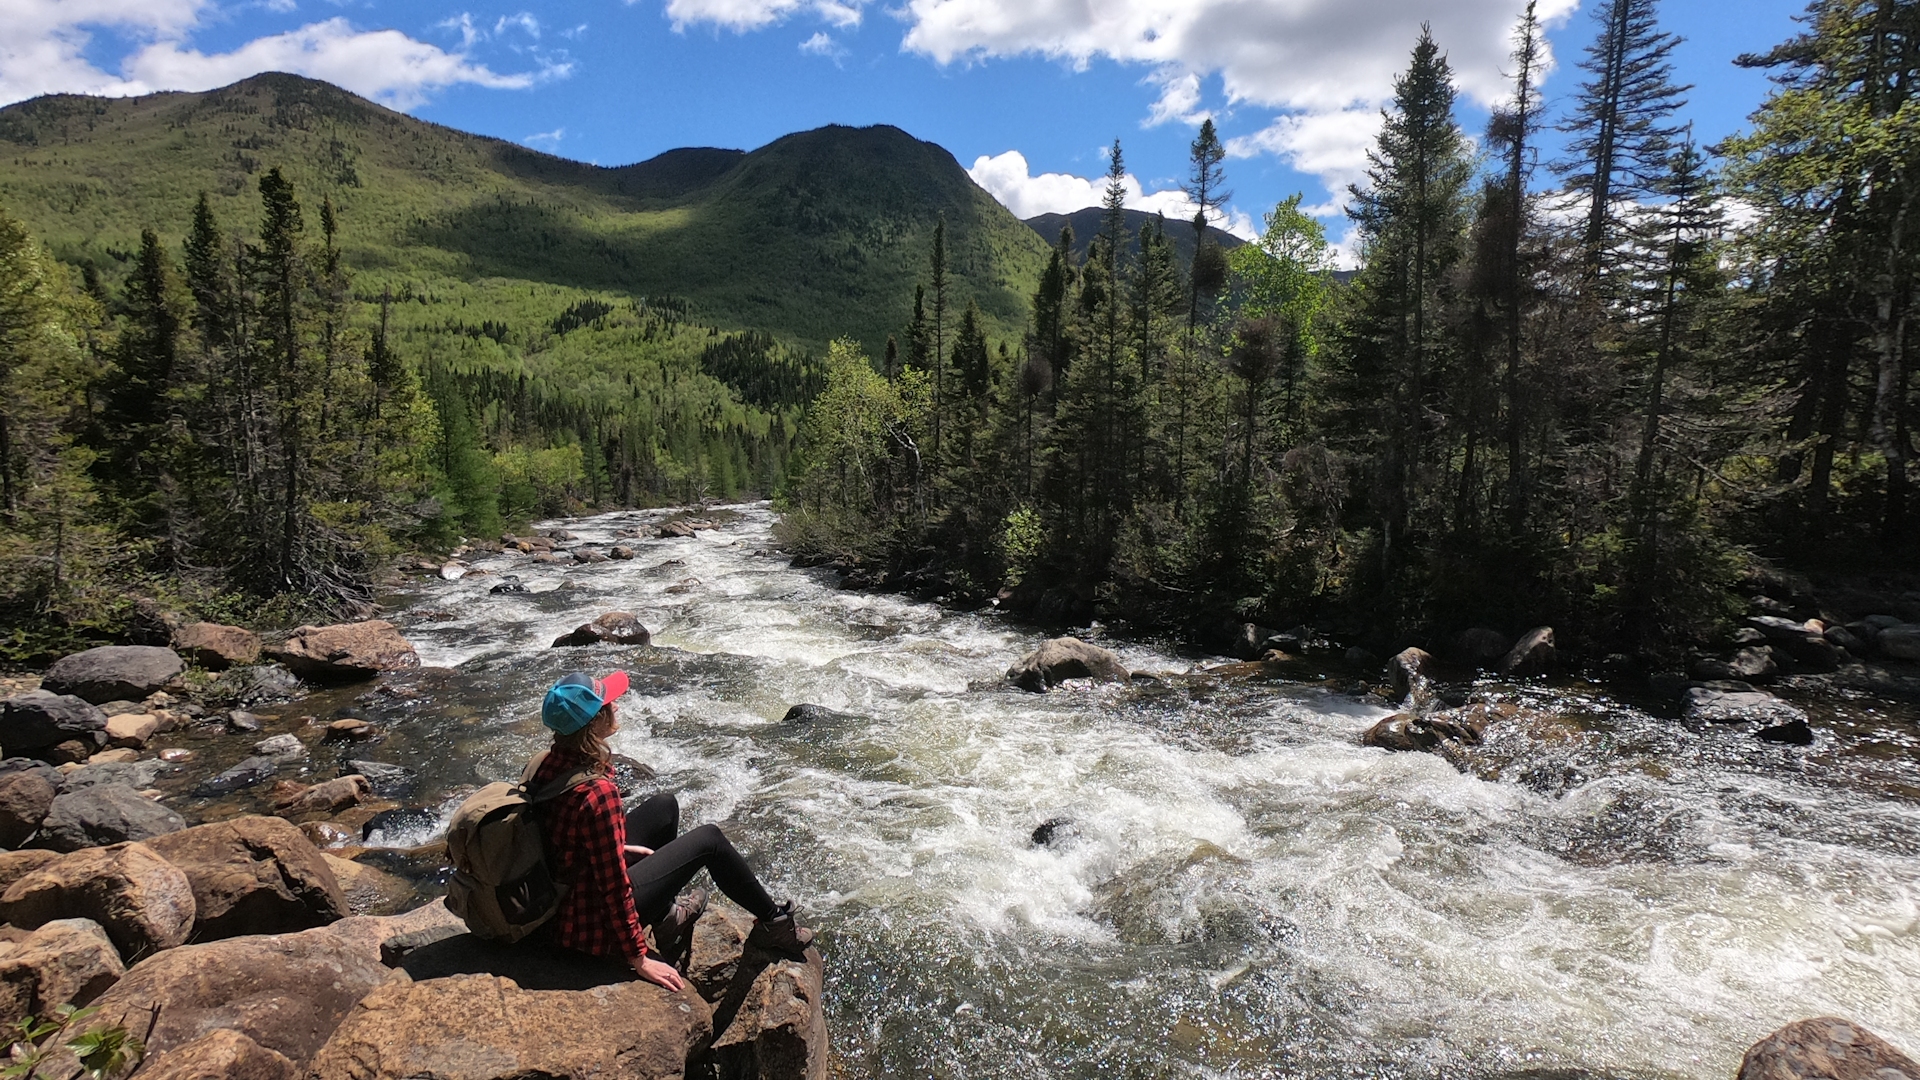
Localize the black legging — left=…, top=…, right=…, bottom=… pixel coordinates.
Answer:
left=623, top=794, right=775, bottom=925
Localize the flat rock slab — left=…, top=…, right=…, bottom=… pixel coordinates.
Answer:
left=88, top=929, right=392, bottom=1067
left=41, top=646, right=184, bottom=704
left=309, top=972, right=712, bottom=1080
left=1737, top=1016, right=1920, bottom=1080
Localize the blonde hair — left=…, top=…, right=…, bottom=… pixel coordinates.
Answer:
left=551, top=705, right=613, bottom=772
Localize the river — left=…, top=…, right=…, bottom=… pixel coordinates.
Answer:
left=224, top=502, right=1920, bottom=1079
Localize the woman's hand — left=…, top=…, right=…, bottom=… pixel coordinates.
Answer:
left=624, top=844, right=653, bottom=857
left=632, top=955, right=685, bottom=992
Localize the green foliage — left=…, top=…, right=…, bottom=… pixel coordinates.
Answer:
left=2, top=1004, right=144, bottom=1079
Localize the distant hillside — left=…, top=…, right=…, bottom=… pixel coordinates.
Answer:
left=1024, top=207, right=1246, bottom=266
left=0, top=73, right=1049, bottom=352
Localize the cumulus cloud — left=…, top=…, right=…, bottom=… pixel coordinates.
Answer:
left=968, top=149, right=1255, bottom=238
left=660, top=0, right=871, bottom=33
left=799, top=31, right=848, bottom=61
left=0, top=0, right=561, bottom=109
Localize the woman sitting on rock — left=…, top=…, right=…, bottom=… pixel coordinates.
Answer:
left=532, top=670, right=814, bottom=991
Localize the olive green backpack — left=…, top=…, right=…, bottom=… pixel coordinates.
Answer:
left=444, top=751, right=598, bottom=942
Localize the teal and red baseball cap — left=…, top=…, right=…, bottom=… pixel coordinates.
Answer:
left=541, top=670, right=631, bottom=734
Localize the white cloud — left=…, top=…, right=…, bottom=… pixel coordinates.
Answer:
left=660, top=0, right=872, bottom=32
left=0, top=0, right=561, bottom=109
left=799, top=31, right=848, bottom=61
left=495, top=13, right=541, bottom=39
left=1226, top=107, right=1381, bottom=215
left=968, top=149, right=1256, bottom=238
left=525, top=126, right=564, bottom=148
left=1142, top=67, right=1203, bottom=128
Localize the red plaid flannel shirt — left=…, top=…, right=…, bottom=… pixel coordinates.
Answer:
left=532, top=747, right=646, bottom=962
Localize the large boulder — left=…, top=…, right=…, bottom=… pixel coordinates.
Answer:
left=0, top=769, right=56, bottom=848
left=264, top=621, right=420, bottom=682
left=144, top=816, right=347, bottom=940
left=171, top=622, right=262, bottom=670
left=551, top=611, right=652, bottom=648
left=1498, top=627, right=1557, bottom=676
left=1880, top=624, right=1920, bottom=661
left=687, top=902, right=830, bottom=1080
left=1360, top=703, right=1516, bottom=754
left=1694, top=646, right=1780, bottom=683
left=1450, top=628, right=1512, bottom=670
left=86, top=929, right=391, bottom=1068
left=0, top=850, right=59, bottom=894
left=1736, top=1017, right=1919, bottom=1080
left=308, top=972, right=713, bottom=1080
left=1386, top=647, right=1437, bottom=705
left=272, top=774, right=370, bottom=818
left=0, top=842, right=195, bottom=959
left=0, top=691, right=107, bottom=756
left=38, top=782, right=187, bottom=851
left=1005, top=637, right=1129, bottom=692
left=0, top=918, right=124, bottom=1029
left=137, top=1029, right=295, bottom=1080
left=40, top=646, right=184, bottom=704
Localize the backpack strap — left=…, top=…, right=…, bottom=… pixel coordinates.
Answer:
left=520, top=750, right=605, bottom=804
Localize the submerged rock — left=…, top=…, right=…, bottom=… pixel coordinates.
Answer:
left=1006, top=637, right=1129, bottom=692
left=1736, top=1016, right=1919, bottom=1080
left=551, top=610, right=651, bottom=648
left=1684, top=687, right=1808, bottom=726
left=341, top=760, right=418, bottom=799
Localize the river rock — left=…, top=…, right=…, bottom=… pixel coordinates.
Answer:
left=1880, top=624, right=1920, bottom=661
left=0, top=842, right=195, bottom=959
left=321, top=854, right=416, bottom=915
left=0, top=691, right=107, bottom=755
left=104, top=711, right=161, bottom=749
left=1030, top=817, right=1078, bottom=847
left=171, top=622, right=261, bottom=670
left=227, top=709, right=264, bottom=732
left=658, top=518, right=699, bottom=538
left=39, top=783, right=187, bottom=851
left=551, top=611, right=652, bottom=648
left=574, top=548, right=611, bottom=564
left=0, top=918, right=124, bottom=1028
left=1360, top=704, right=1505, bottom=753
left=41, top=646, right=184, bottom=704
left=309, top=971, right=713, bottom=1080
left=1451, top=628, right=1512, bottom=669
left=265, top=621, right=420, bottom=682
left=1229, top=622, right=1280, bottom=661
left=1824, top=624, right=1871, bottom=656
left=610, top=545, right=636, bottom=560
left=0, top=770, right=55, bottom=848
left=137, top=1029, right=296, bottom=1080
left=1498, top=627, right=1556, bottom=676
left=1006, top=637, right=1129, bottom=692
left=274, top=774, right=371, bottom=817
left=1684, top=687, right=1810, bottom=726
left=255, top=732, right=306, bottom=758
left=1386, top=647, right=1437, bottom=705
left=86, top=928, right=391, bottom=1067
left=195, top=755, right=278, bottom=796
left=323, top=718, right=378, bottom=742
left=62, top=758, right=163, bottom=791
left=781, top=704, right=863, bottom=725
left=686, top=902, right=829, bottom=1080
left=341, top=760, right=418, bottom=799
left=145, top=816, right=346, bottom=940
left=0, top=850, right=59, bottom=894
left=1756, top=718, right=1815, bottom=745
left=1736, top=1016, right=1920, bottom=1080
left=1695, top=646, right=1780, bottom=683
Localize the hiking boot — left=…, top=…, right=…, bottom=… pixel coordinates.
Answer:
left=747, top=900, right=815, bottom=954
left=652, top=888, right=708, bottom=962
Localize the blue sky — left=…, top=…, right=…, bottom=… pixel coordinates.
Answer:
left=6, top=0, right=1805, bottom=254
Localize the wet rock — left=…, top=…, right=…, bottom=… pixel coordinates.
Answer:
left=227, top=709, right=265, bottom=732
left=299, top=821, right=357, bottom=850
left=1824, top=624, right=1871, bottom=656
left=1030, top=817, right=1078, bottom=847
left=658, top=518, right=700, bottom=538
left=1757, top=718, right=1815, bottom=745
left=341, top=760, right=418, bottom=799
left=146, top=816, right=346, bottom=940
left=609, top=754, right=656, bottom=798
left=1386, top=647, right=1437, bottom=705
left=254, top=732, right=307, bottom=758
left=665, top=577, right=702, bottom=594
left=1450, top=628, right=1512, bottom=669
left=610, top=545, right=636, bottom=560
left=1229, top=622, right=1281, bottom=661
left=275, top=775, right=371, bottom=817
left=0, top=917, right=124, bottom=1029
left=1006, top=637, right=1129, bottom=692
left=158, top=747, right=194, bottom=763
left=265, top=621, right=421, bottom=683
left=1880, top=624, right=1920, bottom=661
left=1683, top=687, right=1809, bottom=726
left=359, top=807, right=435, bottom=844
left=87, top=928, right=390, bottom=1068
left=551, top=610, right=652, bottom=648
left=171, top=622, right=261, bottom=670
left=1343, top=646, right=1380, bottom=669
left=320, top=854, right=416, bottom=916
left=0, top=770, right=56, bottom=848
left=1498, top=627, right=1557, bottom=676
left=42, top=646, right=184, bottom=704
left=323, top=718, right=378, bottom=743
left=196, top=755, right=278, bottom=796
left=39, top=783, right=187, bottom=851
left=1736, top=1016, right=1920, bottom=1080
left=489, top=581, right=528, bottom=595
left=137, top=1029, right=296, bottom=1080
left=0, top=842, right=195, bottom=959
left=309, top=969, right=712, bottom=1080
left=0, top=691, right=107, bottom=756
left=780, top=704, right=862, bottom=724
left=1693, top=647, right=1780, bottom=683
left=1364, top=702, right=1522, bottom=754
left=685, top=901, right=828, bottom=1080
left=574, top=548, right=611, bottom=564
left=103, top=711, right=161, bottom=749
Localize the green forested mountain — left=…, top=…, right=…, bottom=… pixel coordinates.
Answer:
left=1025, top=207, right=1244, bottom=267
left=0, top=72, right=1049, bottom=351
